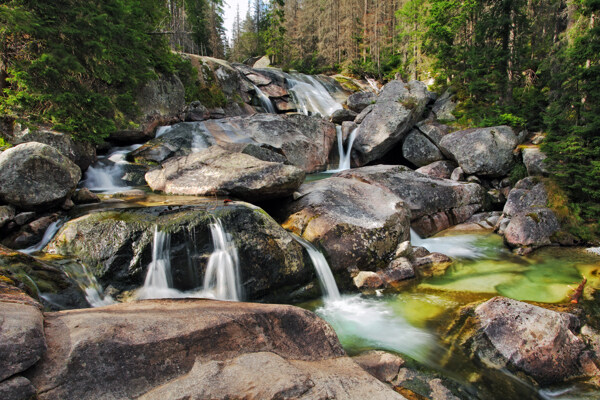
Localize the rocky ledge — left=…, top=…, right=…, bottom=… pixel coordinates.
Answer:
left=9, top=299, right=404, bottom=400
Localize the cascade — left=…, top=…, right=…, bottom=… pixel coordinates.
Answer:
left=328, top=125, right=358, bottom=173
left=410, top=228, right=484, bottom=259
left=21, top=219, right=63, bottom=254
left=286, top=73, right=343, bottom=117
left=203, top=218, right=242, bottom=301
left=62, top=262, right=115, bottom=307
left=293, top=235, right=340, bottom=300
left=82, top=144, right=141, bottom=193
left=252, top=84, right=276, bottom=113
left=367, top=78, right=381, bottom=94
left=293, top=233, right=433, bottom=362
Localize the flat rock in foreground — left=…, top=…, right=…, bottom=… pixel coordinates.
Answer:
left=27, top=299, right=403, bottom=400
left=146, top=146, right=305, bottom=202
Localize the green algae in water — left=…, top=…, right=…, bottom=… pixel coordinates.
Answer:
left=419, top=233, right=600, bottom=303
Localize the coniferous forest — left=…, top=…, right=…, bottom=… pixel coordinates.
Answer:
left=2, top=0, right=598, bottom=234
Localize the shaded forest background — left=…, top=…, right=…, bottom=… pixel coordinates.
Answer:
left=0, top=0, right=599, bottom=231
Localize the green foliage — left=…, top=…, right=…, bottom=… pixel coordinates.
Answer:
left=543, top=0, right=600, bottom=223
left=0, top=0, right=178, bottom=143
left=508, top=162, right=528, bottom=185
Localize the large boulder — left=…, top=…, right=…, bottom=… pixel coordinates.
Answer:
left=145, top=147, right=304, bottom=202
left=46, top=203, right=312, bottom=300
left=353, top=80, right=431, bottom=165
left=11, top=128, right=96, bottom=171
left=457, top=297, right=592, bottom=385
left=336, top=165, right=486, bottom=237
left=281, top=177, right=411, bottom=273
left=438, top=126, right=518, bottom=177
left=111, top=73, right=185, bottom=143
left=346, top=91, right=376, bottom=113
left=521, top=146, right=549, bottom=176
left=0, top=302, right=46, bottom=381
left=131, top=114, right=336, bottom=173
left=0, top=142, right=81, bottom=210
left=402, top=129, right=445, bottom=167
left=27, top=299, right=403, bottom=400
left=498, top=177, right=560, bottom=252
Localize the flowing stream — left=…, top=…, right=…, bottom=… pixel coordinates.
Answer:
left=137, top=219, right=242, bottom=301
left=252, top=84, right=276, bottom=113
left=286, top=73, right=343, bottom=117
left=82, top=144, right=142, bottom=193
left=21, top=219, right=64, bottom=254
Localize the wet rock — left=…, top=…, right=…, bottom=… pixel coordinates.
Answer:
left=145, top=147, right=304, bottom=202
left=380, top=258, right=415, bottom=285
left=439, top=126, right=518, bottom=177
left=354, top=271, right=384, bottom=290
left=11, top=128, right=96, bottom=171
left=0, top=143, right=81, bottom=211
left=402, top=129, right=445, bottom=167
left=353, top=350, right=405, bottom=384
left=354, top=80, right=430, bottom=165
left=111, top=73, right=185, bottom=143
left=0, top=205, right=15, bottom=229
left=412, top=253, right=453, bottom=278
left=354, top=104, right=375, bottom=124
left=346, top=91, right=376, bottom=113
left=72, top=188, right=100, bottom=205
left=14, top=212, right=35, bottom=226
left=281, top=177, right=411, bottom=273
left=131, top=114, right=336, bottom=173
left=416, top=161, right=457, bottom=179
left=0, top=302, right=46, bottom=381
left=336, top=165, right=486, bottom=237
left=273, top=99, right=296, bottom=112
left=330, top=108, right=357, bottom=124
left=0, top=376, right=36, bottom=400
left=432, top=90, right=457, bottom=121
left=521, top=147, right=549, bottom=176
left=3, top=214, right=58, bottom=249
left=27, top=299, right=402, bottom=400
left=245, top=72, right=272, bottom=86
left=259, top=83, right=288, bottom=98
left=394, top=241, right=413, bottom=258
left=461, top=296, right=588, bottom=384
left=47, top=204, right=312, bottom=300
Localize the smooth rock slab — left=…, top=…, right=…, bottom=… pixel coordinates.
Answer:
left=466, top=297, right=586, bottom=384
left=27, top=299, right=403, bottom=400
left=0, top=302, right=46, bottom=381
left=336, top=165, right=486, bottom=236
left=439, top=126, right=518, bottom=177
left=146, top=147, right=305, bottom=202
left=0, top=142, right=81, bottom=210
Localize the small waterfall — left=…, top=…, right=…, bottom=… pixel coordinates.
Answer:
left=328, top=125, right=358, bottom=173
left=82, top=144, right=141, bottom=193
left=203, top=219, right=242, bottom=301
left=252, top=84, right=276, bottom=113
left=286, top=73, right=343, bottom=117
left=138, top=227, right=180, bottom=300
left=367, top=78, right=381, bottom=94
left=21, top=219, right=63, bottom=254
left=293, top=235, right=340, bottom=300
left=62, top=262, right=115, bottom=307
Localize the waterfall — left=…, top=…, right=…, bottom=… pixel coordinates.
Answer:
left=328, top=125, right=358, bottom=173
left=286, top=73, right=343, bottom=117
left=203, top=219, right=242, bottom=301
left=292, top=234, right=340, bottom=300
left=252, top=84, right=276, bottom=113
left=291, top=233, right=433, bottom=362
left=367, top=78, right=381, bottom=94
left=82, top=144, right=141, bottom=193
left=138, top=227, right=181, bottom=300
left=21, top=219, right=63, bottom=254
left=61, top=262, right=115, bottom=308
